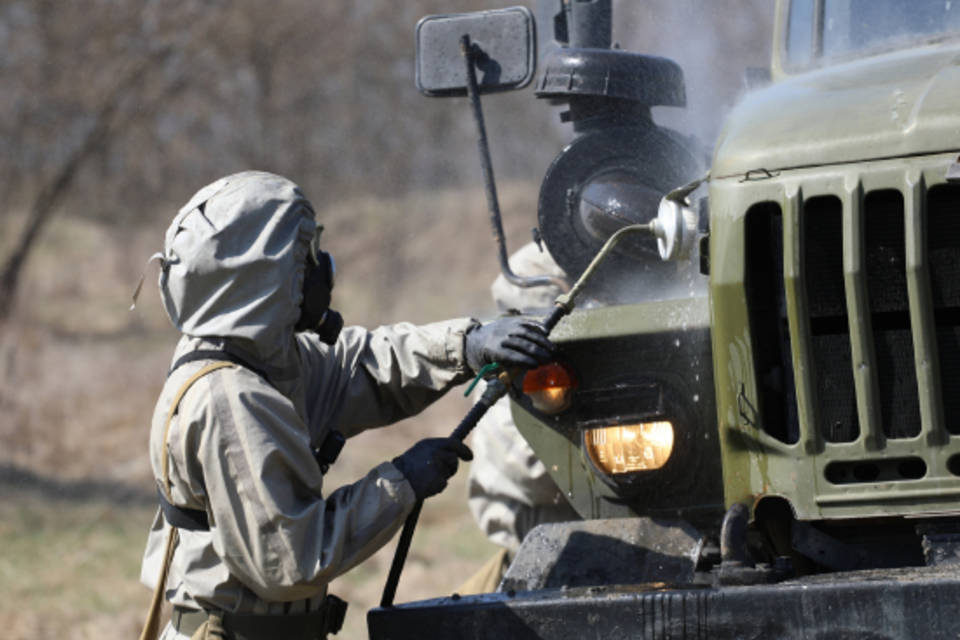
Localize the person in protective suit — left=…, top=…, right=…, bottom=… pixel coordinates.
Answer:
left=458, top=242, right=580, bottom=595
left=138, top=171, right=556, bottom=640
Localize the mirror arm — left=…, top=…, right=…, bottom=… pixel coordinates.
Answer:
left=460, top=34, right=569, bottom=292
left=554, top=222, right=654, bottom=312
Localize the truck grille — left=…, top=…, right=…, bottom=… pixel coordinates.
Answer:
left=745, top=179, right=960, bottom=493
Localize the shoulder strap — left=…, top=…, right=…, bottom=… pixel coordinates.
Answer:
left=160, top=361, right=236, bottom=502
left=159, top=350, right=273, bottom=530
left=168, top=349, right=269, bottom=383
left=138, top=526, right=179, bottom=640
left=140, top=360, right=235, bottom=640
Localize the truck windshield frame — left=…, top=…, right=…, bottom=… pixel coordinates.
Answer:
left=785, top=0, right=960, bottom=71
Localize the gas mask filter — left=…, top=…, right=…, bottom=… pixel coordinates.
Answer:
left=295, top=225, right=343, bottom=344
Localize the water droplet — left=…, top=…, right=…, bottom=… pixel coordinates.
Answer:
left=674, top=339, right=681, bottom=347
left=693, top=394, right=700, bottom=402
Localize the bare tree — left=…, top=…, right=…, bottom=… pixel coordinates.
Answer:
left=0, top=1, right=218, bottom=320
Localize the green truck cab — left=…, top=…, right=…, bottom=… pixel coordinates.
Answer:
left=370, top=1, right=960, bottom=637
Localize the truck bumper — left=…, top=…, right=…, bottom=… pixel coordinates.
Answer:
left=367, top=567, right=960, bottom=639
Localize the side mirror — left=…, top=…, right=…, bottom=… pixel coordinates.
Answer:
left=415, top=6, right=536, bottom=97
left=653, top=173, right=709, bottom=261
left=653, top=197, right=698, bottom=262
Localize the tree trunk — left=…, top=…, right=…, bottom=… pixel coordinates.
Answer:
left=0, top=108, right=115, bottom=322
left=0, top=48, right=176, bottom=323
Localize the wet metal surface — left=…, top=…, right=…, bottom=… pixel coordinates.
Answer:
left=369, top=566, right=960, bottom=639
left=500, top=517, right=704, bottom=592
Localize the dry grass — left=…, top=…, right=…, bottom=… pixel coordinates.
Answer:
left=0, top=182, right=538, bottom=640
left=0, top=492, right=154, bottom=639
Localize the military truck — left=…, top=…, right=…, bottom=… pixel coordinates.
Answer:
left=369, top=0, right=960, bottom=637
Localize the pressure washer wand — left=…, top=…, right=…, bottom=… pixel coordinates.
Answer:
left=379, top=223, right=653, bottom=608
left=379, top=314, right=561, bottom=608
left=379, top=374, right=507, bottom=608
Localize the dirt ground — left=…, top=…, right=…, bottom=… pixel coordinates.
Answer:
left=0, top=183, right=537, bottom=639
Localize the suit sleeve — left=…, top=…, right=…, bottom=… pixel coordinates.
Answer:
left=299, top=318, right=479, bottom=438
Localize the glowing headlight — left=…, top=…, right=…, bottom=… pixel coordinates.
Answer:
left=585, top=421, right=675, bottom=474
left=522, top=362, right=577, bottom=415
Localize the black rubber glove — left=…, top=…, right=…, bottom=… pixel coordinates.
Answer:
left=464, top=317, right=556, bottom=374
left=392, top=437, right=474, bottom=501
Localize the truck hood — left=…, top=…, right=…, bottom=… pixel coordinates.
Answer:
left=713, top=42, right=960, bottom=178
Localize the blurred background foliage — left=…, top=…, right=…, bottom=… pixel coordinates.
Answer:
left=0, top=1, right=773, bottom=638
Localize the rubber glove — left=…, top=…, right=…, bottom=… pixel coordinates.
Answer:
left=392, top=437, right=474, bottom=500
left=464, top=317, right=556, bottom=373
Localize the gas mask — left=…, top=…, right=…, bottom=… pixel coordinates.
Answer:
left=295, top=225, right=343, bottom=344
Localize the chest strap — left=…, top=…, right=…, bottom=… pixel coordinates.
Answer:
left=157, top=486, right=209, bottom=531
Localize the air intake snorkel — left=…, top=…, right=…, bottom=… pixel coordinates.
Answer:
left=533, top=0, right=703, bottom=295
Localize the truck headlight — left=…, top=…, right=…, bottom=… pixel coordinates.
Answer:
left=522, top=362, right=578, bottom=415
left=584, top=421, right=675, bottom=474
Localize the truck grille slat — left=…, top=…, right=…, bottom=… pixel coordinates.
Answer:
left=904, top=175, right=944, bottom=445
left=842, top=185, right=889, bottom=449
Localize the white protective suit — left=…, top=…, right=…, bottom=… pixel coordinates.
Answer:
left=139, top=172, right=476, bottom=637
left=467, top=242, right=579, bottom=555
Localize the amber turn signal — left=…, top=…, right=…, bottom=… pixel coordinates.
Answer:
left=522, top=361, right=578, bottom=414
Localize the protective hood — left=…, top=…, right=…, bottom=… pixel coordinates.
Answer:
left=159, top=171, right=316, bottom=366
